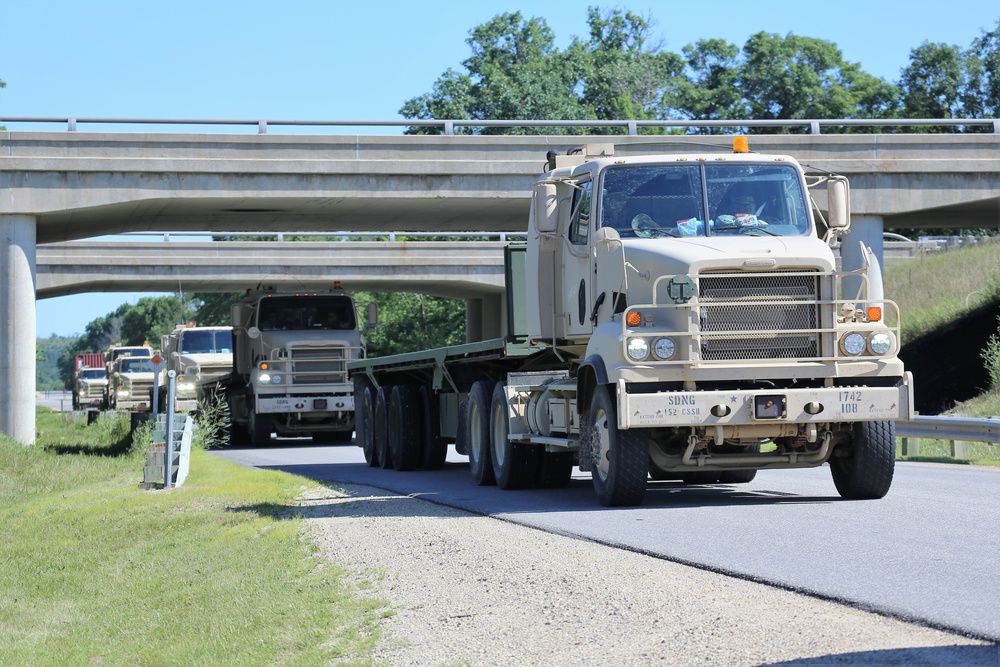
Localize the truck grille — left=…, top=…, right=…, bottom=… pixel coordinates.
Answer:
left=699, top=273, right=819, bottom=361
left=85, top=385, right=104, bottom=398
left=290, top=347, right=347, bottom=385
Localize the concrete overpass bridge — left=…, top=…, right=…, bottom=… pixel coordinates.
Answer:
left=3, top=123, right=1000, bottom=442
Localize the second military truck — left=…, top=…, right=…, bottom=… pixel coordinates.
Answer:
left=217, top=286, right=373, bottom=446
left=349, top=138, right=913, bottom=507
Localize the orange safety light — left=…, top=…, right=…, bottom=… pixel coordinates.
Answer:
left=260, top=362, right=270, bottom=370
left=867, top=306, right=882, bottom=322
left=625, top=311, right=643, bottom=327
left=733, top=136, right=749, bottom=153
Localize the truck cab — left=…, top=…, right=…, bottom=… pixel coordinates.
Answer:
left=159, top=324, right=234, bottom=413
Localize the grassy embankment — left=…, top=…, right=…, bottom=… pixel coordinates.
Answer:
left=0, top=409, right=388, bottom=666
left=884, top=239, right=1000, bottom=464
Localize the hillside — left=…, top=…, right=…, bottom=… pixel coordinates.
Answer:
left=885, top=239, right=1000, bottom=416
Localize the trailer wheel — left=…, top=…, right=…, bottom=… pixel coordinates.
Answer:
left=359, top=385, right=378, bottom=466
left=536, top=451, right=574, bottom=488
left=489, top=383, right=538, bottom=489
left=467, top=380, right=496, bottom=486
left=249, top=412, right=272, bottom=448
left=419, top=385, right=447, bottom=470
left=587, top=385, right=647, bottom=506
left=830, top=420, right=895, bottom=499
left=374, top=386, right=392, bottom=469
left=389, top=385, right=421, bottom=471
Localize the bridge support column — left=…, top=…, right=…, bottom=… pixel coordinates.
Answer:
left=841, top=215, right=885, bottom=300
left=1, top=215, right=38, bottom=445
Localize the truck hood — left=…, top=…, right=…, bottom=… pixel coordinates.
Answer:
left=177, top=352, right=233, bottom=370
left=619, top=235, right=837, bottom=276
left=260, top=329, right=361, bottom=352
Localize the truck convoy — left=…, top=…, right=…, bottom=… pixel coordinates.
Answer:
left=72, top=353, right=106, bottom=411
left=158, top=323, right=234, bottom=413
left=215, top=286, right=373, bottom=447
left=349, top=138, right=913, bottom=507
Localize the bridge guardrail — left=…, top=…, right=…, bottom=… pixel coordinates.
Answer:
left=2, top=116, right=999, bottom=135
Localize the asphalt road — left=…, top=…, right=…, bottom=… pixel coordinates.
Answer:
left=218, top=439, right=997, bottom=642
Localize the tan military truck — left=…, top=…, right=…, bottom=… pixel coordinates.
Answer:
left=350, top=138, right=913, bottom=506
left=158, top=323, right=234, bottom=413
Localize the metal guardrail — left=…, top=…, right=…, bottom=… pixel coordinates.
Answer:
left=896, top=416, right=1000, bottom=444
left=2, top=116, right=999, bottom=135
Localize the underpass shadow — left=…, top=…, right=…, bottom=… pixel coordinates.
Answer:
left=760, top=643, right=999, bottom=666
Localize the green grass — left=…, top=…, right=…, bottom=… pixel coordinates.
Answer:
left=884, top=240, right=1000, bottom=345
left=0, top=409, right=387, bottom=666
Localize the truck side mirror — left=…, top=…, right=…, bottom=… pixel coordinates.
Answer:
left=366, top=302, right=378, bottom=332
left=827, top=176, right=850, bottom=230
left=533, top=183, right=558, bottom=233
left=230, top=304, right=242, bottom=328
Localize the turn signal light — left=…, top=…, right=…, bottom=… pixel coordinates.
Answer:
left=260, top=362, right=270, bottom=370
left=867, top=306, right=882, bottom=322
left=625, top=311, right=642, bottom=327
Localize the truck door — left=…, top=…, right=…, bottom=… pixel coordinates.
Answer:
left=555, top=180, right=594, bottom=339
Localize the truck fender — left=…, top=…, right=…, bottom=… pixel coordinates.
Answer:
left=577, top=355, right=609, bottom=415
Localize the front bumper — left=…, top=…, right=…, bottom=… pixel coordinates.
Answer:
left=619, top=372, right=913, bottom=430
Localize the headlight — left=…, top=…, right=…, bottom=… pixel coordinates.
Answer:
left=259, top=373, right=271, bottom=384
left=868, top=331, right=893, bottom=355
left=626, top=337, right=649, bottom=361
left=840, top=332, right=866, bottom=356
left=117, top=389, right=130, bottom=397
left=270, top=374, right=283, bottom=385
left=652, top=337, right=676, bottom=360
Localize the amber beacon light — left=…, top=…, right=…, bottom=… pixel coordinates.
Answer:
left=733, top=136, right=749, bottom=153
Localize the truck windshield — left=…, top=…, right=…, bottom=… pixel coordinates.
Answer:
left=121, top=359, right=154, bottom=373
left=180, top=330, right=233, bottom=354
left=257, top=296, right=357, bottom=332
left=600, top=162, right=810, bottom=238
left=80, top=369, right=105, bottom=379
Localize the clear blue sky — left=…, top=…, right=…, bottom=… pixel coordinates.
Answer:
left=3, top=0, right=997, bottom=338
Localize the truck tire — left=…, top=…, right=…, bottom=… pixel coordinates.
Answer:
left=587, top=385, right=647, bottom=507
left=467, top=380, right=496, bottom=486
left=719, top=469, right=757, bottom=484
left=374, top=386, right=392, bottom=469
left=490, top=382, right=538, bottom=489
left=536, top=451, right=574, bottom=488
left=419, top=384, right=447, bottom=470
left=359, top=385, right=378, bottom=466
left=830, top=420, right=895, bottom=500
left=388, top=385, right=421, bottom=471
left=454, top=398, right=470, bottom=457
left=249, top=412, right=272, bottom=448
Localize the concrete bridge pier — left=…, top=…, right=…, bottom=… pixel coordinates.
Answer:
left=1, top=214, right=37, bottom=444
left=841, top=215, right=886, bottom=302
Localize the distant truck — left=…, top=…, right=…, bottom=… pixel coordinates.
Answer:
left=159, top=323, right=234, bottom=413
left=72, top=353, right=107, bottom=410
left=107, top=355, right=157, bottom=411
left=349, top=139, right=913, bottom=507
left=102, top=344, right=154, bottom=410
left=214, top=286, right=374, bottom=447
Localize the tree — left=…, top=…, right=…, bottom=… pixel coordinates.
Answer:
left=355, top=291, right=465, bottom=357
left=571, top=7, right=683, bottom=130
left=899, top=41, right=970, bottom=123
left=669, top=38, right=748, bottom=128
left=968, top=19, right=1000, bottom=118
left=738, top=32, right=888, bottom=130
left=401, top=11, right=586, bottom=135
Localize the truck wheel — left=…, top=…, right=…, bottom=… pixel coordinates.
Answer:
left=419, top=385, right=447, bottom=470
left=388, top=385, right=421, bottom=471
left=830, top=420, right=895, bottom=500
left=588, top=385, right=647, bottom=507
left=374, top=386, right=392, bottom=469
left=249, top=412, right=272, bottom=448
left=490, top=382, right=538, bottom=489
left=536, top=451, right=574, bottom=488
left=359, top=385, right=378, bottom=466
left=719, top=469, right=757, bottom=484
left=467, top=380, right=496, bottom=486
